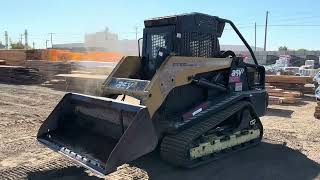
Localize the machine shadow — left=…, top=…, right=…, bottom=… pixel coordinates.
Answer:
left=278, top=101, right=308, bottom=107
left=131, top=142, right=320, bottom=180
left=27, top=166, right=100, bottom=180
left=266, top=108, right=294, bottom=118
left=27, top=142, right=320, bottom=180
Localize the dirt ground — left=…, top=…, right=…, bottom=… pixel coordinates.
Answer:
left=0, top=83, right=320, bottom=180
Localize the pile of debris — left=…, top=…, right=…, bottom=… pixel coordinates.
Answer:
left=0, top=65, right=42, bottom=84
left=267, top=85, right=302, bottom=105
left=25, top=60, right=72, bottom=80
left=266, top=75, right=315, bottom=94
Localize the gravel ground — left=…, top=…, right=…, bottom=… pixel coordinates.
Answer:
left=0, top=83, right=319, bottom=180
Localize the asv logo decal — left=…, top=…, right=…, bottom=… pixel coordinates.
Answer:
left=229, top=68, right=244, bottom=83
left=231, top=68, right=244, bottom=77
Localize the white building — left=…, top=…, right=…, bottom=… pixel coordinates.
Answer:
left=53, top=43, right=86, bottom=50
left=84, top=27, right=137, bottom=55
left=53, top=27, right=138, bottom=55
left=53, top=28, right=262, bottom=57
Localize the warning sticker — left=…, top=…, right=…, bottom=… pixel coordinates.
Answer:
left=235, top=82, right=243, bottom=91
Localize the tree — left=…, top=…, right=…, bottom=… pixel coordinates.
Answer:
left=297, top=48, right=307, bottom=52
left=278, top=46, right=288, bottom=51
left=10, top=42, right=25, bottom=49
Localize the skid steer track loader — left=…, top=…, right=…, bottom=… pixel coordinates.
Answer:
left=37, top=13, right=268, bottom=175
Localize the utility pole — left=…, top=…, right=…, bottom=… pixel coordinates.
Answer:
left=20, top=34, right=23, bottom=44
left=264, top=11, right=269, bottom=51
left=24, top=29, right=28, bottom=49
left=254, top=22, right=257, bottom=52
left=45, top=40, right=50, bottom=49
left=134, top=25, right=138, bottom=40
left=4, top=31, right=8, bottom=49
left=48, top=33, right=55, bottom=47
left=33, top=42, right=35, bottom=49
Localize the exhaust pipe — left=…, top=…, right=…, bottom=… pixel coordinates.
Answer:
left=37, top=93, right=158, bottom=175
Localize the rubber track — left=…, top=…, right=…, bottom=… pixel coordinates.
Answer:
left=160, top=101, right=262, bottom=167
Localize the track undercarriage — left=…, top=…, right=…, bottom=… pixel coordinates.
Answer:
left=160, top=101, right=263, bottom=167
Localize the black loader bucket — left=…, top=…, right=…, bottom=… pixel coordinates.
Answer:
left=37, top=93, right=158, bottom=175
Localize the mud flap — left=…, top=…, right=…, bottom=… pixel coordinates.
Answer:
left=37, top=93, right=158, bottom=175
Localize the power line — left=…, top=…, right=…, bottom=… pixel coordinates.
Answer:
left=270, top=14, right=320, bottom=22
left=223, top=23, right=320, bottom=32
left=224, top=25, right=256, bottom=31
left=223, top=13, right=320, bottom=29
left=264, top=24, right=320, bottom=27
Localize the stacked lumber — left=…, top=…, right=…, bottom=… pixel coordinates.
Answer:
left=70, top=65, right=114, bottom=75
left=314, top=102, right=320, bottom=119
left=0, top=50, right=26, bottom=66
left=268, top=96, right=283, bottom=105
left=266, top=85, right=302, bottom=105
left=266, top=75, right=315, bottom=94
left=42, top=73, right=107, bottom=96
left=26, top=60, right=114, bottom=80
left=267, top=88, right=302, bottom=98
left=70, top=61, right=116, bottom=75
left=0, top=65, right=42, bottom=84
left=26, top=49, right=45, bottom=60
left=25, top=60, right=72, bottom=80
left=266, top=83, right=315, bottom=94
left=266, top=75, right=313, bottom=84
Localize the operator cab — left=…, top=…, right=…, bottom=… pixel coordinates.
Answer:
left=140, top=13, right=226, bottom=79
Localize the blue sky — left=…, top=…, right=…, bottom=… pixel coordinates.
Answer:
left=1, top=0, right=320, bottom=50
